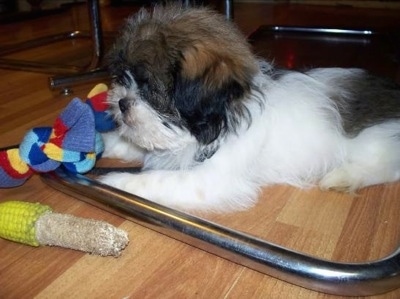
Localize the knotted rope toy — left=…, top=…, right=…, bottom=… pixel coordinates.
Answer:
left=0, top=83, right=115, bottom=188
left=0, top=84, right=129, bottom=257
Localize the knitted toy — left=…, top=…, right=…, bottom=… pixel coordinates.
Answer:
left=0, top=83, right=115, bottom=188
left=0, top=84, right=129, bottom=256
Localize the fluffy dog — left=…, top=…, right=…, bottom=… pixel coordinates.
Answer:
left=100, top=5, right=400, bottom=213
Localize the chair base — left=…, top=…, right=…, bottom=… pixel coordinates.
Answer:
left=0, top=0, right=107, bottom=94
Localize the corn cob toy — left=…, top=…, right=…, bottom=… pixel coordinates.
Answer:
left=0, top=201, right=129, bottom=257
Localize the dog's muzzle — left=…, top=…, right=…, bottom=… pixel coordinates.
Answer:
left=119, top=98, right=130, bottom=113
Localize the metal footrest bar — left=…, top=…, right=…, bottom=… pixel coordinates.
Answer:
left=48, top=68, right=109, bottom=94
left=41, top=168, right=400, bottom=297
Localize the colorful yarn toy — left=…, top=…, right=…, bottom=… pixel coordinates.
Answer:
left=0, top=83, right=116, bottom=188
left=0, top=85, right=130, bottom=257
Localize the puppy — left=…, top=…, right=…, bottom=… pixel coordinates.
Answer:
left=100, top=5, right=400, bottom=213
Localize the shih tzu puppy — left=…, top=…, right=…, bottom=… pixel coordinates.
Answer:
left=100, top=5, right=400, bottom=213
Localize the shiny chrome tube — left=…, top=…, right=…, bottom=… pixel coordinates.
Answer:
left=41, top=168, right=400, bottom=296
left=48, top=68, right=108, bottom=90
left=268, top=26, right=376, bottom=36
left=49, top=0, right=107, bottom=91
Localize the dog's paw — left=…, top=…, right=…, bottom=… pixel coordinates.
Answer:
left=319, top=166, right=361, bottom=193
left=98, top=171, right=195, bottom=211
left=98, top=170, right=256, bottom=212
left=101, top=132, right=145, bottom=162
left=99, top=172, right=142, bottom=193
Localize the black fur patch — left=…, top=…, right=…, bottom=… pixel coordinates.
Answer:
left=194, top=143, right=220, bottom=162
left=109, top=53, right=133, bottom=87
left=172, top=73, right=248, bottom=145
left=333, top=72, right=400, bottom=136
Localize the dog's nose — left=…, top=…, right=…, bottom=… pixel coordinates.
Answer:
left=118, top=98, right=130, bottom=113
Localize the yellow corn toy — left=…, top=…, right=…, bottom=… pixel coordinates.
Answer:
left=0, top=201, right=51, bottom=246
left=0, top=201, right=129, bottom=257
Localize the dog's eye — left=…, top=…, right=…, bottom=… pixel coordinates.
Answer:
left=132, top=64, right=150, bottom=87
left=135, top=77, right=149, bottom=88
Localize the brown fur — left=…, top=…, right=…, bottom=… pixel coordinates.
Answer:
left=106, top=5, right=261, bottom=147
left=109, top=5, right=258, bottom=91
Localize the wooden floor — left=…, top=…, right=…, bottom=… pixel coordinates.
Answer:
left=1, top=2, right=400, bottom=298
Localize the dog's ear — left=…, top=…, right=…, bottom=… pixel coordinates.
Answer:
left=172, top=44, right=256, bottom=145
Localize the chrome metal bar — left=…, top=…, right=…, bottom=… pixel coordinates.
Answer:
left=48, top=0, right=108, bottom=91
left=267, top=26, right=377, bottom=36
left=0, top=0, right=108, bottom=92
left=223, top=0, right=233, bottom=20
left=250, top=26, right=381, bottom=45
left=48, top=68, right=108, bottom=90
left=181, top=0, right=232, bottom=20
left=41, top=168, right=400, bottom=297
left=86, top=0, right=104, bottom=70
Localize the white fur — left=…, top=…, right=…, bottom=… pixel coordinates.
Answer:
left=100, top=68, right=400, bottom=213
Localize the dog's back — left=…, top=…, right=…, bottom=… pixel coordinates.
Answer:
left=306, top=67, right=400, bottom=136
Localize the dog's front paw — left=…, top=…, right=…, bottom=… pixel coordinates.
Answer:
left=98, top=171, right=188, bottom=210
left=99, top=172, right=142, bottom=193
left=101, top=132, right=145, bottom=162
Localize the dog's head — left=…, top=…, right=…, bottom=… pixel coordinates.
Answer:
left=106, top=5, right=259, bottom=160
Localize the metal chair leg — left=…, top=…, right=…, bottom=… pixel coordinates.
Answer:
left=49, top=0, right=109, bottom=94
left=0, top=0, right=108, bottom=94
left=182, top=0, right=233, bottom=20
